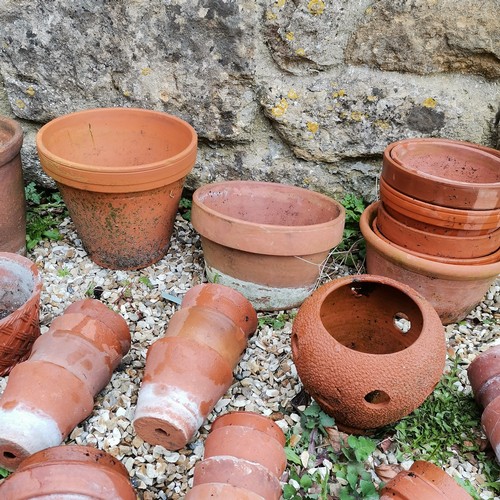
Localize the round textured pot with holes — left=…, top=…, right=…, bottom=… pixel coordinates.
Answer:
left=191, top=180, right=345, bottom=311
left=0, top=445, right=136, bottom=499
left=291, top=274, right=446, bottom=434
left=0, top=252, right=42, bottom=376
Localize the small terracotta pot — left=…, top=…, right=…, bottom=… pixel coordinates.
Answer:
left=210, top=411, right=286, bottom=447
left=467, top=345, right=500, bottom=408
left=377, top=202, right=500, bottom=259
left=36, top=108, right=197, bottom=270
left=133, top=337, right=235, bottom=450
left=383, top=138, right=500, bottom=210
left=380, top=460, right=473, bottom=499
left=0, top=445, right=136, bottom=499
left=481, top=396, right=500, bottom=463
left=186, top=483, right=265, bottom=500
left=372, top=217, right=500, bottom=265
left=0, top=360, right=94, bottom=470
left=0, top=116, right=26, bottom=255
left=380, top=177, right=500, bottom=232
left=193, top=456, right=282, bottom=500
left=0, top=252, right=42, bottom=376
left=191, top=180, right=345, bottom=311
left=360, top=202, right=500, bottom=324
left=292, top=274, right=446, bottom=433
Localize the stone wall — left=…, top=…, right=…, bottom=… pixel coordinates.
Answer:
left=1, top=0, right=499, bottom=200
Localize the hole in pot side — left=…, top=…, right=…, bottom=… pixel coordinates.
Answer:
left=3, top=451, right=16, bottom=459
left=393, top=312, right=411, bottom=333
left=364, top=390, right=391, bottom=406
left=319, top=282, right=423, bottom=355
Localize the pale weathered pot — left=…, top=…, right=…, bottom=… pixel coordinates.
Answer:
left=0, top=445, right=136, bottom=499
left=193, top=456, right=282, bottom=500
left=360, top=202, right=500, bottom=324
left=380, top=460, right=473, bottom=499
left=377, top=202, right=500, bottom=259
left=191, top=180, right=345, bottom=311
left=36, top=107, right=197, bottom=270
left=186, top=483, right=265, bottom=500
left=292, top=274, right=446, bottom=433
left=0, top=360, right=94, bottom=470
left=383, top=138, right=500, bottom=210
left=0, top=252, right=42, bottom=376
left=0, top=115, right=26, bottom=255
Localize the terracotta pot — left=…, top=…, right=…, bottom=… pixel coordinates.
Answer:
left=204, top=425, right=286, bottom=479
left=0, top=445, right=136, bottom=499
left=292, top=274, right=446, bottom=433
left=0, top=252, right=42, bottom=376
left=383, top=137, right=500, bottom=210
left=372, top=217, right=500, bottom=265
left=36, top=107, right=197, bottom=270
left=0, top=360, right=94, bottom=470
left=481, top=395, right=500, bottom=463
left=467, top=345, right=500, bottom=408
left=186, top=483, right=265, bottom=500
left=377, top=201, right=500, bottom=259
left=210, top=411, right=286, bottom=447
left=379, top=177, right=500, bottom=232
left=360, top=202, right=500, bottom=324
left=193, top=456, right=282, bottom=500
left=133, top=337, right=235, bottom=450
left=191, top=180, right=345, bottom=311
left=380, top=460, right=472, bottom=499
left=0, top=116, right=26, bottom=255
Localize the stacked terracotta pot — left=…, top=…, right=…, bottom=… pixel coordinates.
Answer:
left=134, top=283, right=258, bottom=451
left=187, top=412, right=286, bottom=500
left=361, top=138, right=500, bottom=324
left=0, top=298, right=130, bottom=470
left=467, top=345, right=500, bottom=463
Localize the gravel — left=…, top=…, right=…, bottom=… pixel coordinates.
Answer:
left=0, top=213, right=499, bottom=499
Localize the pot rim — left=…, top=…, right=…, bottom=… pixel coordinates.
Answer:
left=192, top=180, right=346, bottom=255
left=0, top=116, right=24, bottom=165
left=36, top=107, right=197, bottom=193
left=360, top=202, right=500, bottom=280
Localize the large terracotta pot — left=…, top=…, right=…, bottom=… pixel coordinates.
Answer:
left=360, top=202, right=500, bottom=324
left=0, top=252, right=42, bottom=376
left=376, top=201, right=500, bottom=259
left=292, top=274, right=446, bottom=433
left=380, top=460, right=473, bottom=499
left=379, top=177, right=499, bottom=233
left=0, top=116, right=26, bottom=255
left=36, top=107, right=197, bottom=270
left=186, top=483, right=265, bottom=499
left=0, top=445, right=136, bottom=499
left=134, top=284, right=257, bottom=450
left=191, top=180, right=345, bottom=311
left=467, top=346, right=500, bottom=463
left=383, top=138, right=500, bottom=210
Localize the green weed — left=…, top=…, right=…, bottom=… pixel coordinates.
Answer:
left=179, top=197, right=192, bottom=221
left=0, top=467, right=8, bottom=478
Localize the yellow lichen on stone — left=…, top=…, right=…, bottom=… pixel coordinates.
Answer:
left=365, top=6, right=373, bottom=15
left=276, top=0, right=286, bottom=7
left=287, top=89, right=299, bottom=99
left=332, top=89, right=346, bottom=98
left=285, top=32, right=295, bottom=41
left=366, top=95, right=378, bottom=102
left=423, top=97, right=437, bottom=108
left=25, top=86, right=35, bottom=97
left=306, top=121, right=319, bottom=133
left=374, top=119, right=390, bottom=130
left=15, top=99, right=26, bottom=109
left=271, top=98, right=289, bottom=117
left=266, top=10, right=277, bottom=20
left=296, top=48, right=306, bottom=56
left=350, top=111, right=364, bottom=122
left=141, top=67, right=152, bottom=76
left=308, top=0, right=325, bottom=15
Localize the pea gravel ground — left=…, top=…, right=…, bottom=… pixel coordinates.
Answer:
left=0, top=213, right=499, bottom=499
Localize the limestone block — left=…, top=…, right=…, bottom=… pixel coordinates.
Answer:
left=346, top=0, right=500, bottom=79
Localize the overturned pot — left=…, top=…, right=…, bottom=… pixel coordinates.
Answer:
left=191, top=181, right=345, bottom=311
left=292, top=274, right=446, bottom=433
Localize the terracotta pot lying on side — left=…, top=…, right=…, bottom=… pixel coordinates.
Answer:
left=380, top=460, right=472, bottom=499
left=467, top=345, right=500, bottom=463
left=134, top=284, right=258, bottom=450
left=0, top=115, right=26, bottom=255
left=0, top=445, right=136, bottom=499
left=0, top=299, right=130, bottom=470
left=292, top=273, right=445, bottom=433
